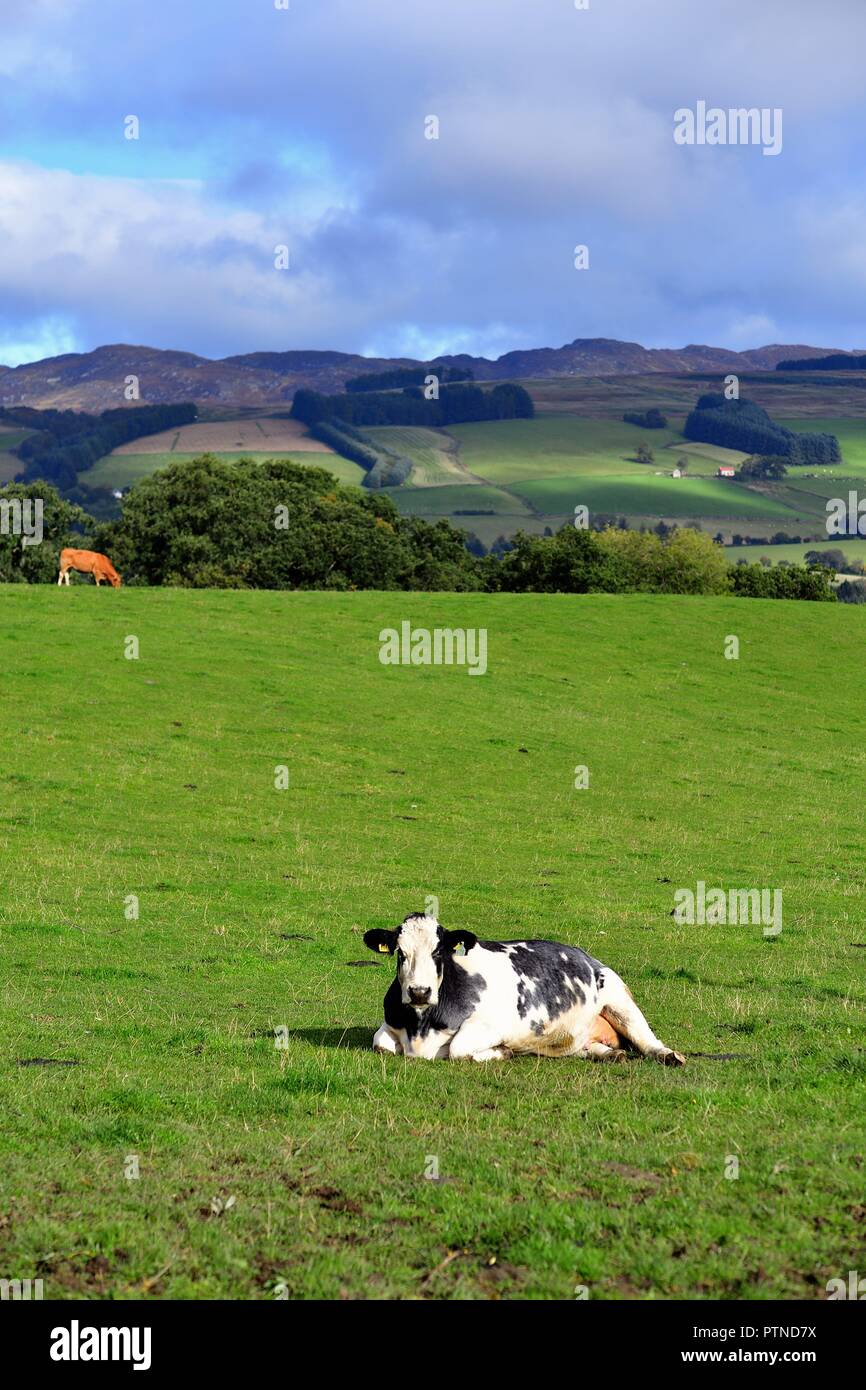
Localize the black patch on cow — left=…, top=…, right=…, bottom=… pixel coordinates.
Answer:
left=490, top=940, right=600, bottom=1021
left=382, top=950, right=487, bottom=1039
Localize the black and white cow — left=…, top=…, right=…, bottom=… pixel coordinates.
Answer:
left=364, top=913, right=685, bottom=1065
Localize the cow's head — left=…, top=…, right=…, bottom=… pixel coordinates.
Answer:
left=108, top=570, right=122, bottom=588
left=364, top=913, right=477, bottom=1009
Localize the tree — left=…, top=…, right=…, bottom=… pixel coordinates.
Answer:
left=729, top=563, right=836, bottom=601
left=737, top=454, right=789, bottom=480
left=595, top=526, right=731, bottom=595
left=95, top=454, right=483, bottom=591
left=624, top=408, right=667, bottom=429
left=804, top=548, right=847, bottom=571
left=490, top=527, right=623, bottom=594
left=636, top=443, right=654, bottom=465
left=685, top=395, right=840, bottom=463
left=0, top=481, right=91, bottom=583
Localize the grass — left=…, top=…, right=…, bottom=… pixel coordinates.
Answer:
left=782, top=419, right=866, bottom=477
left=508, top=472, right=804, bottom=521
left=725, top=538, right=866, bottom=569
left=363, top=426, right=476, bottom=487
left=448, top=417, right=712, bottom=484
left=385, top=482, right=532, bottom=517
left=1, top=585, right=864, bottom=1301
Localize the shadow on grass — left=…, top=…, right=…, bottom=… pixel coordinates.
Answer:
left=287, top=1027, right=372, bottom=1051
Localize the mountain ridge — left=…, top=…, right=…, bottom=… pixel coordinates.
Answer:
left=0, top=338, right=858, bottom=412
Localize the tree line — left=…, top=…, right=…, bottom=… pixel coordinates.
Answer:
left=344, top=363, right=473, bottom=393
left=290, top=381, right=534, bottom=429
left=684, top=394, right=840, bottom=464
left=8, top=403, right=198, bottom=492
left=776, top=353, right=866, bottom=372
left=623, top=408, right=667, bottom=429
left=0, top=455, right=837, bottom=601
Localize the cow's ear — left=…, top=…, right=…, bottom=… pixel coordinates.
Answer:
left=445, top=928, right=477, bottom=954
left=364, top=929, right=399, bottom=956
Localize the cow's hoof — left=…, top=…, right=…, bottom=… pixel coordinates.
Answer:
left=660, top=1049, right=686, bottom=1067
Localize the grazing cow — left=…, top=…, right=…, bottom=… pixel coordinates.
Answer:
left=57, top=548, right=122, bottom=588
left=365, top=913, right=685, bottom=1065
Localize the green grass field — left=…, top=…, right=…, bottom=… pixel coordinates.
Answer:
left=1, top=585, right=864, bottom=1300
left=725, top=538, right=866, bottom=569
left=782, top=419, right=866, bottom=477
left=508, top=472, right=806, bottom=522
left=77, top=404, right=866, bottom=544
left=385, top=482, right=532, bottom=517
left=391, top=414, right=849, bottom=535
left=448, top=417, right=723, bottom=482
left=363, top=426, right=476, bottom=487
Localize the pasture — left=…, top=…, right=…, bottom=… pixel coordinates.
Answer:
left=78, top=390, right=866, bottom=544
left=1, top=586, right=864, bottom=1300
left=373, top=413, right=864, bottom=539
left=725, top=538, right=866, bottom=569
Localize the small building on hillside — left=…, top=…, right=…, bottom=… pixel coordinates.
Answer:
left=672, top=468, right=682, bottom=478
left=717, top=465, right=736, bottom=478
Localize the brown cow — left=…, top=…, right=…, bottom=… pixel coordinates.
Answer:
left=57, top=548, right=122, bottom=588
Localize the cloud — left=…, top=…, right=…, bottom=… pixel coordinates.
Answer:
left=1, top=0, right=866, bottom=357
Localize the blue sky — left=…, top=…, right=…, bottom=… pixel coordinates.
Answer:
left=1, top=0, right=865, bottom=366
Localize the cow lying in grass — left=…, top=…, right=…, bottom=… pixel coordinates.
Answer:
left=365, top=913, right=685, bottom=1065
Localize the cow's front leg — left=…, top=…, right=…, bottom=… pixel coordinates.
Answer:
left=372, top=1022, right=403, bottom=1055
left=448, top=1021, right=509, bottom=1062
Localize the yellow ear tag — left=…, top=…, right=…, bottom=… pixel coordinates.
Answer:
left=378, top=943, right=390, bottom=953
left=453, top=942, right=465, bottom=955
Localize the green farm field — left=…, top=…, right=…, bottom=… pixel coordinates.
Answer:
left=725, top=538, right=866, bottom=569
left=1, top=586, right=864, bottom=1300
left=79, top=397, right=866, bottom=544
left=371, top=412, right=866, bottom=539
left=508, top=472, right=796, bottom=522
left=782, top=419, right=866, bottom=476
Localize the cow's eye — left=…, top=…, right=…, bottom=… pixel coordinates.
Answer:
left=397, top=950, right=405, bottom=964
